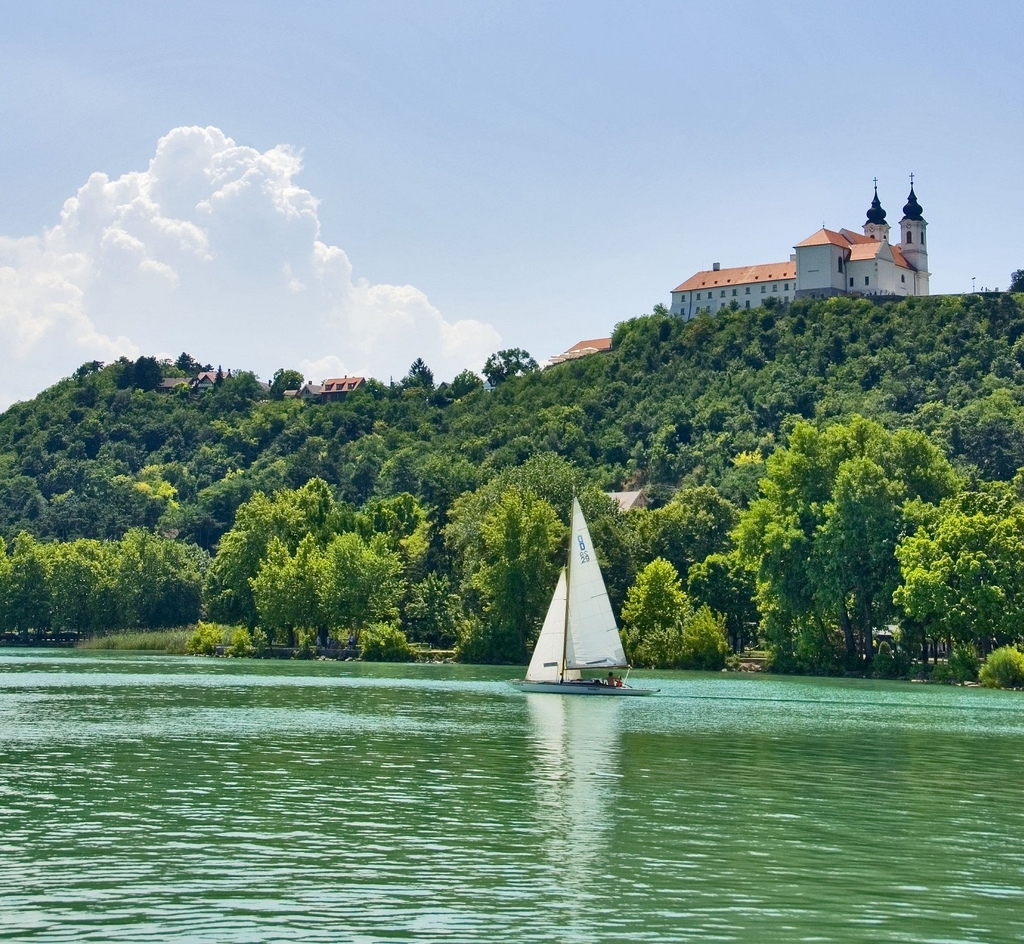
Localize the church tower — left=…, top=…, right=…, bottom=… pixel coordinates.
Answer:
left=863, top=181, right=890, bottom=242
left=899, top=178, right=929, bottom=295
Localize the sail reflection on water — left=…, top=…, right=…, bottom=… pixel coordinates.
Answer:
left=525, top=693, right=623, bottom=887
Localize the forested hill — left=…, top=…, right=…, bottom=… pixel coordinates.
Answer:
left=2, top=291, right=1024, bottom=551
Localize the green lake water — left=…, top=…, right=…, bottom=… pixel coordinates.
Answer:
left=2, top=652, right=1023, bottom=943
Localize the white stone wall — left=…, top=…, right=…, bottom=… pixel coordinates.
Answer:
left=796, top=244, right=847, bottom=295
left=672, top=280, right=793, bottom=318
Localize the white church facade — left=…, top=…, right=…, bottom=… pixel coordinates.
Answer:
left=670, top=183, right=930, bottom=319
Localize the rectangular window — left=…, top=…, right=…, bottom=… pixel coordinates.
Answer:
left=720, top=290, right=726, bottom=297
left=773, top=284, right=778, bottom=292
left=732, top=289, right=737, bottom=296
left=784, top=283, right=789, bottom=290
left=761, top=285, right=766, bottom=293
left=865, top=276, right=870, bottom=286
left=745, top=300, right=750, bottom=309
left=901, top=274, right=905, bottom=283
left=745, top=287, right=751, bottom=294
left=696, top=293, right=701, bottom=300
left=784, top=296, right=789, bottom=302
left=849, top=277, right=854, bottom=287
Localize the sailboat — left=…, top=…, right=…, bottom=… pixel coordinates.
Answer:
left=509, top=496, right=658, bottom=696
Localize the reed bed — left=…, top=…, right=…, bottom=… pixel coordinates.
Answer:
left=76, top=629, right=192, bottom=654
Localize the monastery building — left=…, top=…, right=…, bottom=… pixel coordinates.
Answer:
left=670, top=182, right=930, bottom=319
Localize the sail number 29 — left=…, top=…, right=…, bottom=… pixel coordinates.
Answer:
left=577, top=534, right=591, bottom=565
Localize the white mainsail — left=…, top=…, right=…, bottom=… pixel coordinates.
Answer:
left=564, top=497, right=628, bottom=670
left=525, top=568, right=567, bottom=682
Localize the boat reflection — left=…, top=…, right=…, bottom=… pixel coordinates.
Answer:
left=525, top=693, right=623, bottom=885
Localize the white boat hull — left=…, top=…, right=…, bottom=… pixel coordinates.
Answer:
left=509, top=680, right=658, bottom=696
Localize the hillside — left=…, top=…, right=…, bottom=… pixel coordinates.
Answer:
left=4, top=291, right=1024, bottom=676
left=2, top=292, right=1022, bottom=548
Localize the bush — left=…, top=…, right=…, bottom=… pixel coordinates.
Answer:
left=360, top=622, right=417, bottom=662
left=227, top=626, right=254, bottom=658
left=293, top=627, right=317, bottom=660
left=251, top=626, right=269, bottom=656
left=979, top=646, right=1024, bottom=689
left=680, top=605, right=730, bottom=670
left=948, top=643, right=980, bottom=683
left=185, top=621, right=228, bottom=655
left=872, top=641, right=897, bottom=679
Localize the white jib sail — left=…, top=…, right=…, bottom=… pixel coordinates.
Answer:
left=525, top=568, right=568, bottom=682
left=564, top=497, right=628, bottom=669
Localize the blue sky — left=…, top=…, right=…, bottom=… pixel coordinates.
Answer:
left=1, top=1, right=1022, bottom=408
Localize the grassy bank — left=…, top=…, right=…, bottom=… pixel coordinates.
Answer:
left=76, top=629, right=192, bottom=654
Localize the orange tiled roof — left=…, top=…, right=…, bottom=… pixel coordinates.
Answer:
left=890, top=245, right=914, bottom=270
left=795, top=228, right=850, bottom=249
left=847, top=242, right=885, bottom=262
left=322, top=376, right=365, bottom=393
left=566, top=337, right=611, bottom=354
left=838, top=229, right=875, bottom=244
left=795, top=227, right=879, bottom=249
left=673, top=261, right=795, bottom=293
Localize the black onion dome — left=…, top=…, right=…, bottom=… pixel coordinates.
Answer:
left=902, top=186, right=924, bottom=221
left=865, top=186, right=887, bottom=225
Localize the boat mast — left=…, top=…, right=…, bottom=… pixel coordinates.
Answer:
left=559, top=493, right=574, bottom=683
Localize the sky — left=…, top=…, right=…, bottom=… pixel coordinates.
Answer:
left=1, top=0, right=1022, bottom=410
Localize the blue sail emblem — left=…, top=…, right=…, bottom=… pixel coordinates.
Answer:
left=577, top=532, right=590, bottom=564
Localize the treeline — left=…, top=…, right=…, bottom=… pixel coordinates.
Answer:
left=0, top=530, right=205, bottom=637
left=4, top=291, right=1024, bottom=676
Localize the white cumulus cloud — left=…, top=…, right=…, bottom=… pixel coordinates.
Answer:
left=0, top=125, right=500, bottom=409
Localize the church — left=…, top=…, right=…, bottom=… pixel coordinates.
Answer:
left=669, top=182, right=930, bottom=319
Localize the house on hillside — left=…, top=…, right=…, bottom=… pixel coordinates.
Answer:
left=320, top=376, right=365, bottom=403
left=157, top=377, right=189, bottom=394
left=670, top=181, right=930, bottom=318
left=607, top=490, right=647, bottom=513
left=292, top=382, right=323, bottom=402
left=191, top=370, right=230, bottom=391
left=549, top=337, right=612, bottom=365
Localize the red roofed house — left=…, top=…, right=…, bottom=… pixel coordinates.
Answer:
left=670, top=182, right=929, bottom=319
left=550, top=337, right=612, bottom=365
left=320, top=376, right=365, bottom=403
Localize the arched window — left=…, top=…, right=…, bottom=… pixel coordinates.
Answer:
left=920, top=232, right=925, bottom=246
left=906, top=231, right=913, bottom=244
left=837, top=257, right=843, bottom=273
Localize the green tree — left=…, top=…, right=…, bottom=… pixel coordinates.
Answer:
left=319, top=532, right=405, bottom=634
left=736, top=418, right=958, bottom=670
left=471, top=488, right=563, bottom=662
left=1010, top=269, right=1024, bottom=293
left=46, top=539, right=108, bottom=634
left=482, top=348, right=538, bottom=387
left=405, top=573, right=462, bottom=647
left=4, top=533, right=51, bottom=635
left=621, top=557, right=687, bottom=667
left=270, top=368, right=304, bottom=399
left=894, top=491, right=1024, bottom=654
left=632, top=485, right=737, bottom=580
left=250, top=534, right=325, bottom=644
left=688, top=551, right=758, bottom=651
left=450, top=369, right=483, bottom=399
left=404, top=358, right=435, bottom=391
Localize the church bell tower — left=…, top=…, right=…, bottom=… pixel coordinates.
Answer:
left=863, top=180, right=890, bottom=242
left=899, top=176, right=929, bottom=295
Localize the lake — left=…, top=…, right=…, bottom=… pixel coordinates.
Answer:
left=1, top=651, right=1023, bottom=943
